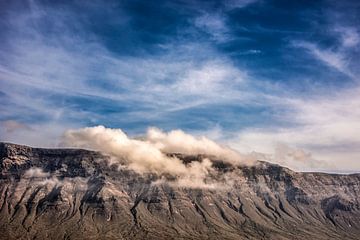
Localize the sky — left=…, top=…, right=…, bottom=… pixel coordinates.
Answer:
left=0, top=0, right=360, bottom=172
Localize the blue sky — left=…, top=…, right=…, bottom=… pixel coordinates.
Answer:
left=1, top=0, right=360, bottom=171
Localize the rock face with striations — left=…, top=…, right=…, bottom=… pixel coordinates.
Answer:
left=0, top=142, right=360, bottom=239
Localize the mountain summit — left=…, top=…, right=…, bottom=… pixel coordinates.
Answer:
left=0, top=142, right=360, bottom=239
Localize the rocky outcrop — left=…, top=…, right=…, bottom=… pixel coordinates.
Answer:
left=0, top=142, right=360, bottom=239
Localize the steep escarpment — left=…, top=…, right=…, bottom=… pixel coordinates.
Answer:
left=0, top=142, right=360, bottom=239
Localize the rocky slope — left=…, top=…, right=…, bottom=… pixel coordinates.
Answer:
left=1, top=142, right=360, bottom=239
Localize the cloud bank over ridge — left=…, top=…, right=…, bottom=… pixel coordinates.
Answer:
left=62, top=126, right=255, bottom=188
left=61, top=125, right=333, bottom=182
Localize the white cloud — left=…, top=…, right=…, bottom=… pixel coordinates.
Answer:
left=224, top=0, right=258, bottom=10
left=61, top=126, right=253, bottom=188
left=194, top=13, right=229, bottom=42
left=2, top=0, right=360, bottom=176
left=228, top=87, right=360, bottom=172
left=172, top=60, right=246, bottom=96
left=146, top=127, right=251, bottom=164
left=0, top=1, right=255, bottom=151
left=293, top=41, right=354, bottom=79
left=286, top=23, right=360, bottom=171
left=24, top=167, right=50, bottom=178
left=335, top=26, right=360, bottom=48
left=0, top=13, right=250, bottom=124
left=193, top=0, right=258, bottom=42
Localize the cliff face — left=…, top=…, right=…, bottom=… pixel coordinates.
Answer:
left=0, top=142, right=360, bottom=240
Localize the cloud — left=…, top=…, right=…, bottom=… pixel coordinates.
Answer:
left=194, top=13, right=229, bottom=42
left=335, top=26, right=360, bottom=48
left=228, top=86, right=360, bottom=172
left=1, top=120, right=31, bottom=133
left=152, top=158, right=220, bottom=189
left=22, top=168, right=89, bottom=191
left=249, top=143, right=330, bottom=171
left=171, top=60, right=246, bottom=96
left=192, top=0, right=257, bottom=42
left=292, top=15, right=359, bottom=81
left=265, top=4, right=358, bottom=172
left=146, top=127, right=250, bottom=164
left=293, top=41, right=355, bottom=79
left=1, top=0, right=360, bottom=175
left=61, top=125, right=252, bottom=188
left=62, top=126, right=186, bottom=175
left=24, top=167, right=50, bottom=178
left=224, top=0, right=258, bottom=10
left=0, top=0, right=252, bottom=136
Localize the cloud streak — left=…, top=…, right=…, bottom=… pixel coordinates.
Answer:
left=229, top=86, right=360, bottom=172
left=292, top=41, right=355, bottom=80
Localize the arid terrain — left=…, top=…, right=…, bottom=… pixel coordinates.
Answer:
left=1, top=142, right=360, bottom=240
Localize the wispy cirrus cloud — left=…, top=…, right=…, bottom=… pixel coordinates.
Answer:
left=194, top=13, right=230, bottom=42
left=0, top=0, right=259, bottom=140
left=335, top=26, right=360, bottom=48
left=1, top=120, right=32, bottom=133
left=292, top=41, right=355, bottom=80
left=228, top=86, right=360, bottom=172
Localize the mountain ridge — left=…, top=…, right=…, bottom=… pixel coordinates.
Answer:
left=1, top=142, right=360, bottom=239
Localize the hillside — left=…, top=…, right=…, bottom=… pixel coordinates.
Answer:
left=1, top=142, right=360, bottom=239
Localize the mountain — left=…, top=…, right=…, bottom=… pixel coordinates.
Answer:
left=0, top=142, right=360, bottom=240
